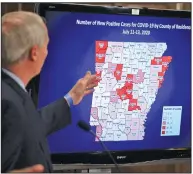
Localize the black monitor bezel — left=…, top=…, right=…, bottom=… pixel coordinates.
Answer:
left=29, top=3, right=191, bottom=164
left=36, top=3, right=191, bottom=18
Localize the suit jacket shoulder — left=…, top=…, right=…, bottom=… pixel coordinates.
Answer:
left=1, top=72, right=53, bottom=172
left=1, top=71, right=72, bottom=172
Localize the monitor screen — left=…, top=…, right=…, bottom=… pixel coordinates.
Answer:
left=38, top=5, right=191, bottom=154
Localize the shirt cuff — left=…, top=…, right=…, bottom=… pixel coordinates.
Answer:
left=64, top=93, right=73, bottom=107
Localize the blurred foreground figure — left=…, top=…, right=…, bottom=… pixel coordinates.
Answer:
left=2, top=11, right=97, bottom=173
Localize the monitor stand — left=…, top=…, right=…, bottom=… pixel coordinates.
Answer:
left=86, top=168, right=111, bottom=173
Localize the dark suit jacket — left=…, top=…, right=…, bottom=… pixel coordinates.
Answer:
left=1, top=71, right=71, bottom=173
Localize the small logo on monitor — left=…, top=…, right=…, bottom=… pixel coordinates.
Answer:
left=117, top=156, right=127, bottom=159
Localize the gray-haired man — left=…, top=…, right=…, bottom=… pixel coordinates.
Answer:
left=2, top=11, right=97, bottom=173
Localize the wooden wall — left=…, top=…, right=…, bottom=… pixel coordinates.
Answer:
left=1, top=2, right=191, bottom=15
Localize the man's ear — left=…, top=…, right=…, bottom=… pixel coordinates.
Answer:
left=30, top=45, right=39, bottom=61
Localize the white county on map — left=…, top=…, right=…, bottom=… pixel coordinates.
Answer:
left=90, top=41, right=172, bottom=141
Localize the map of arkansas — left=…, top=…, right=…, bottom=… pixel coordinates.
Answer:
left=90, top=41, right=172, bottom=141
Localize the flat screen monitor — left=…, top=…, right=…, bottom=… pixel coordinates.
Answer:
left=33, top=3, right=191, bottom=164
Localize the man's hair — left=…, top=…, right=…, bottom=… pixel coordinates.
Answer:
left=2, top=11, right=47, bottom=66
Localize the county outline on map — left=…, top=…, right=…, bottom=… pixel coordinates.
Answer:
left=90, top=41, right=172, bottom=141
